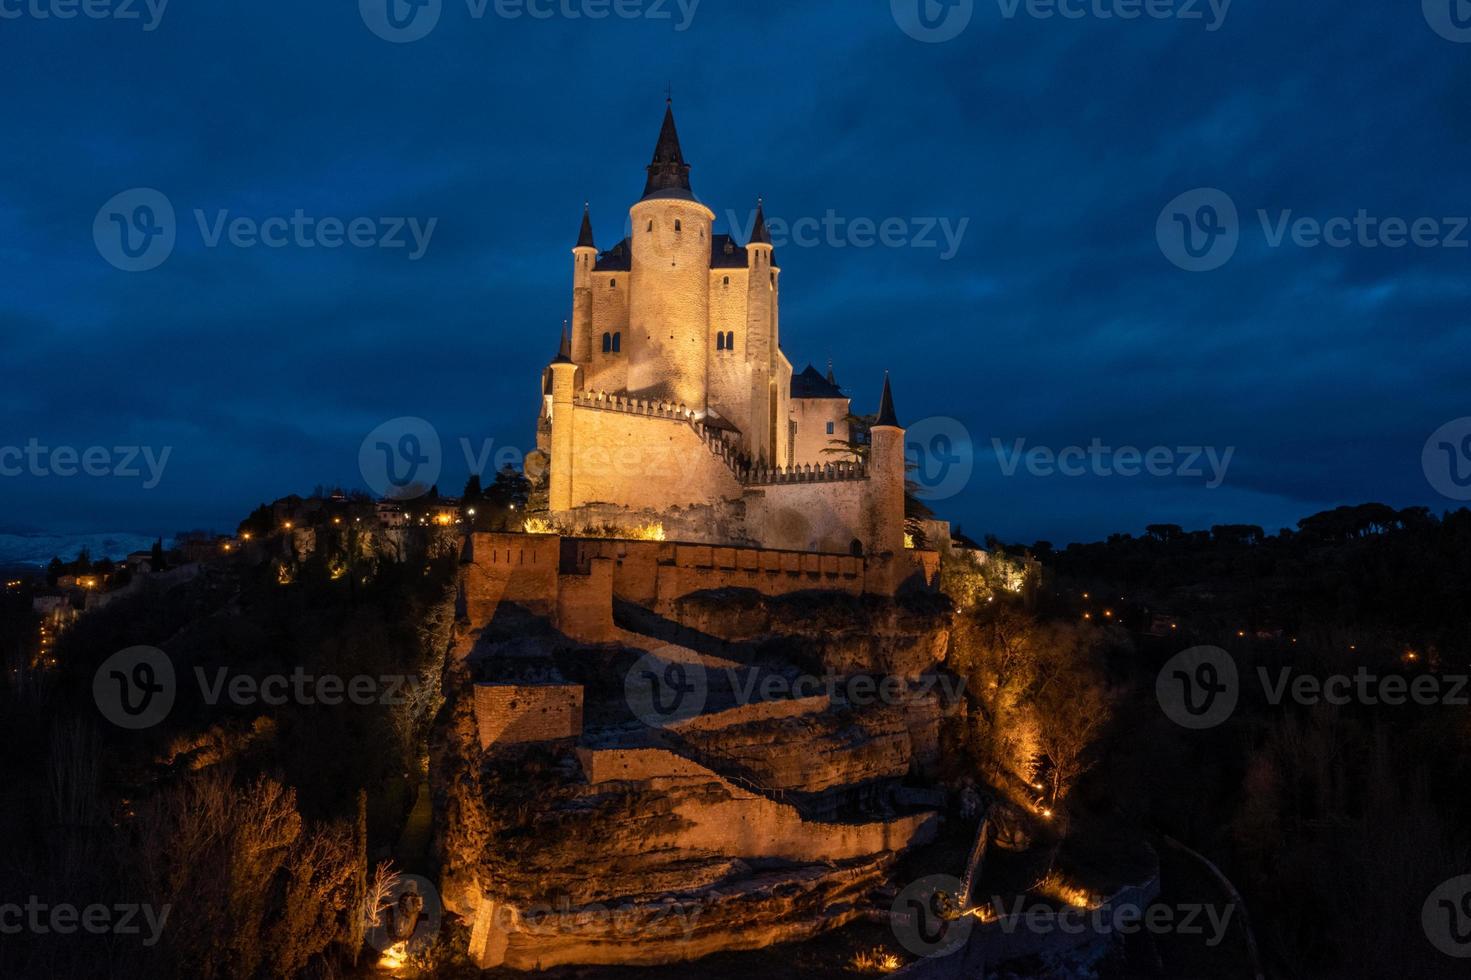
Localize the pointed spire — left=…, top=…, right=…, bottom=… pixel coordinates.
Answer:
left=642, top=99, right=693, bottom=201
left=826, top=359, right=837, bottom=387
left=553, top=320, right=572, bottom=364
left=576, top=202, right=595, bottom=249
left=750, top=196, right=771, bottom=245
left=874, top=372, right=900, bottom=428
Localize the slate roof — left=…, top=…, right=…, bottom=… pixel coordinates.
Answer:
left=791, top=364, right=847, bottom=400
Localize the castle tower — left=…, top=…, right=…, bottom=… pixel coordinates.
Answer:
left=547, top=325, right=579, bottom=514
left=745, top=198, right=776, bottom=462
left=627, top=100, right=715, bottom=410
left=571, top=205, right=597, bottom=364
left=869, top=373, right=907, bottom=559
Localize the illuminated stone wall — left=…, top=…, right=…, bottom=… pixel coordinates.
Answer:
left=473, top=683, right=583, bottom=750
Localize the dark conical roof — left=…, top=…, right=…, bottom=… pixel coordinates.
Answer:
left=553, top=321, right=572, bottom=364
left=874, top=372, right=900, bottom=427
left=576, top=204, right=595, bottom=249
left=642, top=100, right=694, bottom=201
left=750, top=197, right=772, bottom=245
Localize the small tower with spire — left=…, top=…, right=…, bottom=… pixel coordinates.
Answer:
left=571, top=203, right=597, bottom=363
left=547, top=321, right=579, bottom=513
left=868, top=372, right=908, bottom=563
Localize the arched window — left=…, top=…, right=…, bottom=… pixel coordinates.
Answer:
left=610, top=278, right=617, bottom=288
left=725, top=331, right=735, bottom=349
left=647, top=220, right=653, bottom=232
left=723, top=276, right=730, bottom=286
left=716, top=333, right=726, bottom=351
left=611, top=332, right=621, bottom=353
left=601, top=332, right=611, bottom=353
left=674, top=219, right=682, bottom=232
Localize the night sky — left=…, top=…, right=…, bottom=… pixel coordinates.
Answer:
left=4, top=1, right=1469, bottom=551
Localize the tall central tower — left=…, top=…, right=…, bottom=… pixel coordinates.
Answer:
left=626, top=101, right=716, bottom=410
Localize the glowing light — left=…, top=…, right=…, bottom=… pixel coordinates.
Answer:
left=284, top=521, right=293, bottom=530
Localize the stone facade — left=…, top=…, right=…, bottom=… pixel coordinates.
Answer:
left=472, top=683, right=583, bottom=750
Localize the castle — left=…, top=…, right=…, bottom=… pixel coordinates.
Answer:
left=535, top=102, right=913, bottom=580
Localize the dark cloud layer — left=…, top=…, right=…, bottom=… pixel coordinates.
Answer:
left=3, top=1, right=1467, bottom=545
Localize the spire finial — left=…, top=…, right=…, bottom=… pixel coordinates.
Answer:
left=875, top=371, right=900, bottom=428
left=553, top=320, right=572, bottom=363
left=576, top=204, right=595, bottom=249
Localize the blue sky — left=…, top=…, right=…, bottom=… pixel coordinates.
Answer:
left=2, top=0, right=1469, bottom=549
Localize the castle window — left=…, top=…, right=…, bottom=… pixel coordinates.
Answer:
left=674, top=219, right=682, bottom=232
left=826, top=421, right=835, bottom=435
left=725, top=331, right=735, bottom=350
left=647, top=220, right=653, bottom=232
left=611, top=332, right=621, bottom=353
left=610, top=278, right=617, bottom=288
left=771, top=271, right=776, bottom=284
left=602, top=332, right=612, bottom=353
left=723, top=276, right=729, bottom=286
left=716, top=333, right=726, bottom=351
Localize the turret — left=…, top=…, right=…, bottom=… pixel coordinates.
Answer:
left=572, top=204, right=596, bottom=363
left=745, top=197, right=777, bottom=461
left=627, top=100, right=714, bottom=409
left=869, top=373, right=907, bottom=560
left=547, top=323, right=579, bottom=513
